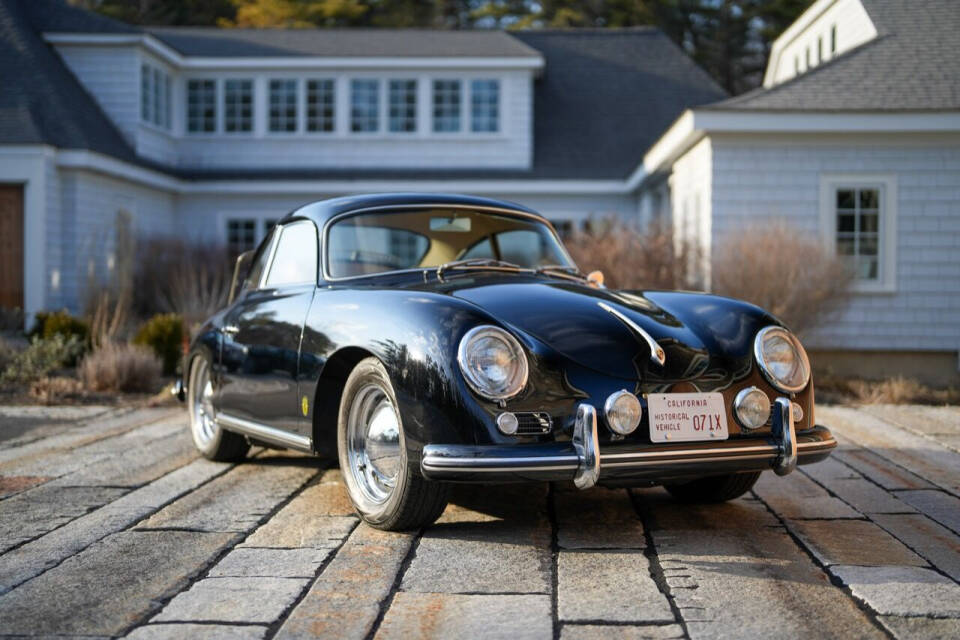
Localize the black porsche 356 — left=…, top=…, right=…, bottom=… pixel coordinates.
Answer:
left=176, top=193, right=836, bottom=530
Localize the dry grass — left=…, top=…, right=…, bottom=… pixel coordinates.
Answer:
left=712, top=221, right=853, bottom=335
left=79, top=343, right=162, bottom=393
left=30, top=376, right=86, bottom=404
left=816, top=375, right=960, bottom=405
left=565, top=218, right=702, bottom=290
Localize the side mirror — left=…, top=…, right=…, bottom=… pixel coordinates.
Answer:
left=587, top=270, right=605, bottom=288
left=228, top=250, right=254, bottom=305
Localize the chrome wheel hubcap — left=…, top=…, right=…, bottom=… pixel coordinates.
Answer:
left=347, top=384, right=401, bottom=505
left=191, top=360, right=217, bottom=447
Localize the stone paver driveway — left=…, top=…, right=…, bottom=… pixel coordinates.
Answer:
left=0, top=404, right=959, bottom=639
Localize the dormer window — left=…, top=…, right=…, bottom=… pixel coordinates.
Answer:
left=831, top=25, right=837, bottom=54
left=351, top=79, right=380, bottom=133
left=471, top=79, right=499, bottom=133
left=269, top=80, right=298, bottom=133
left=388, top=79, right=417, bottom=133
left=306, top=79, right=335, bottom=133
left=224, top=80, right=253, bottom=133
left=141, top=63, right=170, bottom=129
left=187, top=79, right=216, bottom=133
left=433, top=80, right=461, bottom=132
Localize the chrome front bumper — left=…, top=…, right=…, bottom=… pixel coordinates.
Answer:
left=420, top=398, right=835, bottom=489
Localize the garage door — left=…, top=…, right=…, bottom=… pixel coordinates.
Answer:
left=0, top=185, right=24, bottom=310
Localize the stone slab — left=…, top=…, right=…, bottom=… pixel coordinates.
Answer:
left=208, top=547, right=332, bottom=578
left=831, top=565, right=960, bottom=617
left=878, top=616, right=960, bottom=640
left=753, top=470, right=861, bottom=519
left=554, top=487, right=646, bottom=549
left=872, top=513, right=960, bottom=582
left=833, top=447, right=934, bottom=491
left=787, top=519, right=927, bottom=567
left=138, top=455, right=319, bottom=532
left=558, top=551, right=673, bottom=623
left=861, top=405, right=960, bottom=437
left=895, top=489, right=960, bottom=535
left=0, top=457, right=230, bottom=594
left=0, top=530, right=236, bottom=636
left=276, top=524, right=415, bottom=640
left=375, top=592, right=552, bottom=640
left=155, top=576, right=309, bottom=624
left=802, top=472, right=913, bottom=515
left=126, top=623, right=268, bottom=640
left=561, top=624, right=686, bottom=640
left=0, top=474, right=52, bottom=498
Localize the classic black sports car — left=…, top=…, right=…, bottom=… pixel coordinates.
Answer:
left=176, top=193, right=836, bottom=530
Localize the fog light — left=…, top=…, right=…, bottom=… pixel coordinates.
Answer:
left=793, top=403, right=804, bottom=423
left=734, top=386, right=771, bottom=430
left=497, top=412, right=519, bottom=435
left=604, top=390, right=642, bottom=435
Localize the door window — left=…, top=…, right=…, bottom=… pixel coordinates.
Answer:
left=264, top=220, right=318, bottom=287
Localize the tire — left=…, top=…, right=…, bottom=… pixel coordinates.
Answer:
left=664, top=471, right=762, bottom=503
left=338, top=357, right=448, bottom=531
left=187, top=355, right=250, bottom=462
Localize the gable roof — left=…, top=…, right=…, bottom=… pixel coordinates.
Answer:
left=0, top=0, right=136, bottom=160
left=0, top=0, right=726, bottom=182
left=709, top=0, right=960, bottom=112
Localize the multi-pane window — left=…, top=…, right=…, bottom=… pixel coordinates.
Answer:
left=227, top=219, right=257, bottom=257
left=817, top=37, right=823, bottom=64
left=470, top=79, right=499, bottom=132
left=306, top=79, right=335, bottom=132
left=388, top=79, right=417, bottom=133
left=224, top=80, right=253, bottom=133
left=187, top=79, right=216, bottom=133
left=141, top=63, right=170, bottom=129
left=836, top=187, right=881, bottom=280
left=351, top=79, right=380, bottom=132
left=432, top=80, right=461, bottom=132
left=269, top=79, right=298, bottom=132
left=831, top=25, right=837, bottom=54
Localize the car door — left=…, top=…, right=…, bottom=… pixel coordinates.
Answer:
left=219, top=219, right=318, bottom=439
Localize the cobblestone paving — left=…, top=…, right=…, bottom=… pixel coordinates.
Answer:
left=0, top=404, right=959, bottom=639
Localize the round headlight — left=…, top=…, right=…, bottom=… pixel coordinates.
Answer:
left=457, top=326, right=528, bottom=400
left=754, top=326, right=810, bottom=393
left=604, top=389, right=642, bottom=435
left=734, top=386, right=771, bottom=430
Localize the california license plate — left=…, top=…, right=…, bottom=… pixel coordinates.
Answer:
left=647, top=392, right=729, bottom=443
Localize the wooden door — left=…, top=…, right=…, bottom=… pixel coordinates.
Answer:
left=0, top=185, right=24, bottom=310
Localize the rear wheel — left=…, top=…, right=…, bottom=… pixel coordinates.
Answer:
left=338, top=357, right=448, bottom=531
left=664, top=471, right=762, bottom=503
left=188, top=355, right=249, bottom=462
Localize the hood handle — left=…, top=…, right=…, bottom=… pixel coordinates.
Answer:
left=597, top=301, right=667, bottom=367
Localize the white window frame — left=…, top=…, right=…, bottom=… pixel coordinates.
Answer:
left=186, top=78, right=218, bottom=134
left=141, top=62, right=171, bottom=130
left=432, top=79, right=462, bottom=133
left=223, top=78, right=254, bottom=135
left=305, top=78, right=336, bottom=134
left=268, top=79, right=300, bottom=134
left=387, top=78, right=418, bottom=134
left=470, top=78, right=500, bottom=133
left=350, top=78, right=381, bottom=134
left=819, top=173, right=898, bottom=293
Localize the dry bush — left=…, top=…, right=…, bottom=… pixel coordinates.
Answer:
left=79, top=343, right=162, bottom=393
left=816, top=375, right=960, bottom=405
left=565, top=218, right=702, bottom=290
left=87, top=288, right=132, bottom=349
left=133, top=237, right=233, bottom=331
left=30, top=376, right=85, bottom=404
left=711, top=221, right=852, bottom=334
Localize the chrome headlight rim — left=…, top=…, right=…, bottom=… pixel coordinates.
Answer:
left=753, top=326, right=811, bottom=394
left=457, top=325, right=529, bottom=401
left=603, top=389, right=642, bottom=435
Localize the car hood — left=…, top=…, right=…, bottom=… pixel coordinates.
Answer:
left=427, top=276, right=774, bottom=384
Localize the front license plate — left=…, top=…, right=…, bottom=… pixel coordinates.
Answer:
left=647, top=393, right=729, bottom=443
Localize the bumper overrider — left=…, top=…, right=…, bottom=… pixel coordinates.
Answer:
left=420, top=397, right=836, bottom=489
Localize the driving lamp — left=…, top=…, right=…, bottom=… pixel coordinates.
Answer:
left=457, top=326, right=529, bottom=400
left=754, top=326, right=811, bottom=393
left=733, top=386, right=771, bottom=430
left=604, top=390, right=642, bottom=435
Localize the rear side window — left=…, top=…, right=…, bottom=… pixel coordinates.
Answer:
left=264, top=220, right=318, bottom=287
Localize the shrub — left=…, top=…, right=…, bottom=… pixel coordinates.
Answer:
left=0, top=335, right=86, bottom=387
left=133, top=313, right=185, bottom=375
left=28, top=310, right=90, bottom=364
left=565, top=218, right=702, bottom=290
left=79, top=343, right=162, bottom=393
left=711, top=221, right=853, bottom=335
left=30, top=376, right=85, bottom=404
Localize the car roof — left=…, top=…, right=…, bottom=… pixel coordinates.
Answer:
left=282, top=193, right=545, bottom=228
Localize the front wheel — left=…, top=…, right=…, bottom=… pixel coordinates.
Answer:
left=664, top=471, right=762, bottom=503
left=187, top=355, right=249, bottom=462
left=338, top=357, right=448, bottom=531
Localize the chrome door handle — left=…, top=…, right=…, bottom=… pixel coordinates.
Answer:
left=222, top=325, right=240, bottom=335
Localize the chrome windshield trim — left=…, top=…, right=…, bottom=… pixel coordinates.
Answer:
left=217, top=413, right=312, bottom=452
left=597, top=301, right=666, bottom=367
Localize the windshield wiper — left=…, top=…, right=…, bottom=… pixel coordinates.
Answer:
left=436, top=258, right=529, bottom=281
left=535, top=264, right=590, bottom=283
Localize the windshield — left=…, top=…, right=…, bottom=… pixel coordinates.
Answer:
left=327, top=208, right=574, bottom=278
